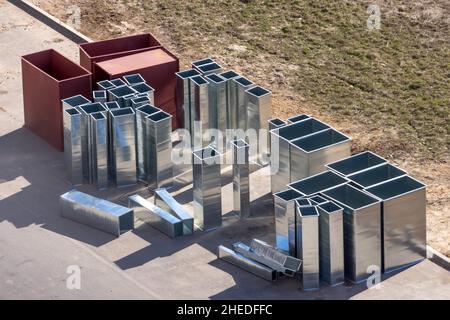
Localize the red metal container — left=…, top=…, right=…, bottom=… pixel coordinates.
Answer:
left=21, top=49, right=92, bottom=151
left=79, top=33, right=162, bottom=81
left=94, top=48, right=179, bottom=129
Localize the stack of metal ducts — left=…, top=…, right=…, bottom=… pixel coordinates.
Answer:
left=62, top=73, right=173, bottom=190
left=217, top=239, right=301, bottom=282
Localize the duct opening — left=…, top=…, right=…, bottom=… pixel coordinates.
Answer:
left=148, top=111, right=170, bottom=122
left=65, top=108, right=80, bottom=116
left=295, top=198, right=311, bottom=206
left=193, top=147, right=219, bottom=160
left=131, top=82, right=153, bottom=93
left=235, top=77, right=253, bottom=86
left=177, top=69, right=200, bottom=78
left=110, top=79, right=126, bottom=87
left=220, top=70, right=240, bottom=79
left=137, top=105, right=159, bottom=115
left=93, top=90, right=106, bottom=98
left=323, top=184, right=379, bottom=210
left=289, top=171, right=348, bottom=196
left=366, top=176, right=425, bottom=200
left=123, top=73, right=145, bottom=85
left=110, top=85, right=137, bottom=98
left=206, top=73, right=225, bottom=83
left=269, top=118, right=285, bottom=126
left=275, top=189, right=303, bottom=201
left=91, top=112, right=105, bottom=120
left=191, top=75, right=208, bottom=85
left=288, top=114, right=310, bottom=123
left=79, top=102, right=106, bottom=114
left=247, top=86, right=270, bottom=97
left=309, top=195, right=327, bottom=204
left=111, top=107, right=134, bottom=117
left=318, top=201, right=342, bottom=213
left=278, top=118, right=329, bottom=141
left=97, top=80, right=115, bottom=90
left=62, top=95, right=90, bottom=107
left=327, top=151, right=387, bottom=176
left=292, top=129, right=349, bottom=153
left=198, top=62, right=222, bottom=73
left=298, top=205, right=319, bottom=217
left=192, top=58, right=215, bottom=67
left=348, top=163, right=407, bottom=188
left=104, top=101, right=120, bottom=110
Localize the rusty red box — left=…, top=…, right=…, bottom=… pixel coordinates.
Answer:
left=94, top=48, right=179, bottom=129
left=21, top=49, right=92, bottom=151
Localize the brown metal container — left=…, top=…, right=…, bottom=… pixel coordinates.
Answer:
left=21, top=49, right=92, bottom=151
left=94, top=48, right=180, bottom=129
left=79, top=33, right=162, bottom=81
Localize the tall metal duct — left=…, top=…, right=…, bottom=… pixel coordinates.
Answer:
left=110, top=107, right=137, bottom=187
left=231, top=139, right=250, bottom=219
left=103, top=101, right=121, bottom=180
left=322, top=184, right=381, bottom=283
left=317, top=201, right=345, bottom=286
left=89, top=112, right=108, bottom=190
left=190, top=75, right=210, bottom=149
left=60, top=190, right=134, bottom=237
left=205, top=74, right=227, bottom=152
left=232, top=76, right=255, bottom=132
left=175, top=69, right=200, bottom=131
left=268, top=118, right=286, bottom=159
left=270, top=117, right=329, bottom=193
left=295, top=205, right=320, bottom=291
left=63, top=108, right=83, bottom=186
left=365, top=175, right=426, bottom=273
left=145, top=111, right=173, bottom=189
left=219, top=70, right=240, bottom=130
left=192, top=147, right=222, bottom=231
left=135, top=105, right=161, bottom=182
left=93, top=90, right=107, bottom=104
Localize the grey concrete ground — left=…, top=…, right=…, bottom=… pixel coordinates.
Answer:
left=0, top=0, right=449, bottom=299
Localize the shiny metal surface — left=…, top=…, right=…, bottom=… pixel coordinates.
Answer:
left=128, top=194, right=183, bottom=238
left=287, top=114, right=310, bottom=124
left=60, top=190, right=134, bottom=236
left=175, top=69, right=200, bottom=130
left=219, top=70, right=240, bottom=130
left=270, top=118, right=330, bottom=193
left=63, top=108, right=83, bottom=186
left=77, top=102, right=107, bottom=183
left=326, top=151, right=388, bottom=177
left=108, top=85, right=138, bottom=108
left=366, top=176, right=426, bottom=273
left=268, top=118, right=286, bottom=158
left=104, top=101, right=121, bottom=179
left=154, top=188, right=194, bottom=235
left=89, top=112, right=108, bottom=190
left=232, top=76, right=255, bottom=131
left=195, top=62, right=222, bottom=75
left=131, top=96, right=151, bottom=109
left=192, top=147, right=222, bottom=231
left=135, top=105, right=161, bottom=182
left=93, top=90, right=107, bottom=104
left=61, top=95, right=90, bottom=111
left=110, top=107, right=137, bottom=187
left=288, top=170, right=349, bottom=196
left=123, top=94, right=138, bottom=109
left=317, top=201, right=345, bottom=286
left=231, top=140, right=250, bottom=218
left=290, top=128, right=352, bottom=182
left=97, top=80, right=115, bottom=90
left=245, top=86, right=272, bottom=164
left=205, top=74, right=227, bottom=152
left=273, top=189, right=303, bottom=255
left=322, top=184, right=381, bottom=283
left=146, top=111, right=173, bottom=188
left=217, top=245, right=277, bottom=282
left=296, top=205, right=320, bottom=290
left=130, top=83, right=154, bottom=104
left=347, top=163, right=408, bottom=189
left=190, top=75, right=210, bottom=148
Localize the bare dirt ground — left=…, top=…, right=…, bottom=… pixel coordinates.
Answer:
left=29, top=0, right=449, bottom=256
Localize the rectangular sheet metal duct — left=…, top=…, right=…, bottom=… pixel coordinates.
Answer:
left=231, top=140, right=250, bottom=219
left=175, top=69, right=200, bottom=131
left=326, top=151, right=388, bottom=177
left=60, top=190, right=134, bottom=236
left=195, top=62, right=222, bottom=75
left=123, top=73, right=146, bottom=85
left=146, top=111, right=173, bottom=189
left=154, top=188, right=194, bottom=235
left=288, top=170, right=349, bottom=197
left=191, top=58, right=215, bottom=69
left=97, top=80, right=115, bottom=91
left=205, top=74, right=227, bottom=152
left=108, top=85, right=138, bottom=108
left=268, top=118, right=286, bottom=158
left=296, top=205, right=320, bottom=290
left=217, top=245, right=277, bottom=282
left=192, top=147, right=222, bottom=231
left=89, top=112, right=108, bottom=190
left=93, top=90, right=107, bottom=104
left=317, top=201, right=345, bottom=286
left=270, top=118, right=330, bottom=194
left=287, top=114, right=310, bottom=124
left=62, top=95, right=90, bottom=111
left=365, top=176, right=426, bottom=273
left=322, top=184, right=381, bottom=283
left=110, top=107, right=137, bottom=187
left=63, top=108, right=83, bottom=186
left=245, top=86, right=272, bottom=164
left=128, top=194, right=183, bottom=238
left=135, top=105, right=161, bottom=182
left=131, top=96, right=151, bottom=109
left=190, top=75, right=210, bottom=149
left=273, top=189, right=303, bottom=255
left=219, top=70, right=240, bottom=130
left=290, top=128, right=352, bottom=182
left=232, top=76, right=255, bottom=132
left=347, top=163, right=407, bottom=189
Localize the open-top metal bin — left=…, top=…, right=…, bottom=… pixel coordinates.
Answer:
left=21, top=49, right=92, bottom=151
left=326, top=151, right=387, bottom=177
left=365, top=175, right=426, bottom=273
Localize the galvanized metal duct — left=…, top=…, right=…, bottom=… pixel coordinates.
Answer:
left=175, top=69, right=200, bottom=131
left=217, top=245, right=278, bottom=282
left=231, top=139, right=250, bottom=219
left=195, top=62, right=223, bottom=75
left=192, top=147, right=222, bottom=231
left=110, top=78, right=127, bottom=87
left=290, top=128, right=352, bottom=182
left=232, top=76, right=255, bottom=132
left=128, top=194, right=183, bottom=238
left=268, top=118, right=286, bottom=159
left=110, top=107, right=137, bottom=187
left=154, top=188, right=194, bottom=235
left=365, top=175, right=426, bottom=273
left=93, top=90, right=107, bottom=104
left=89, top=112, right=108, bottom=190
left=145, top=111, right=173, bottom=189
left=97, top=80, right=115, bottom=91
left=135, top=105, right=161, bottom=182
left=191, top=58, right=215, bottom=70
left=270, top=117, right=330, bottom=193
left=219, top=70, right=240, bottom=130
left=287, top=114, right=310, bottom=124
left=322, top=184, right=381, bottom=283
left=273, top=188, right=304, bottom=255
left=205, top=74, right=227, bottom=152
left=131, top=82, right=155, bottom=105
left=61, top=94, right=90, bottom=111
left=123, top=73, right=146, bottom=85
left=63, top=108, right=83, bottom=186
left=108, top=85, right=138, bottom=108
left=190, top=75, right=210, bottom=148
left=131, top=96, right=151, bottom=110
left=288, top=170, right=349, bottom=197
left=296, top=205, right=320, bottom=290
left=326, top=151, right=388, bottom=177
left=103, top=101, right=122, bottom=180
left=347, top=163, right=407, bottom=189
left=317, top=201, right=345, bottom=286
left=60, top=190, right=134, bottom=237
